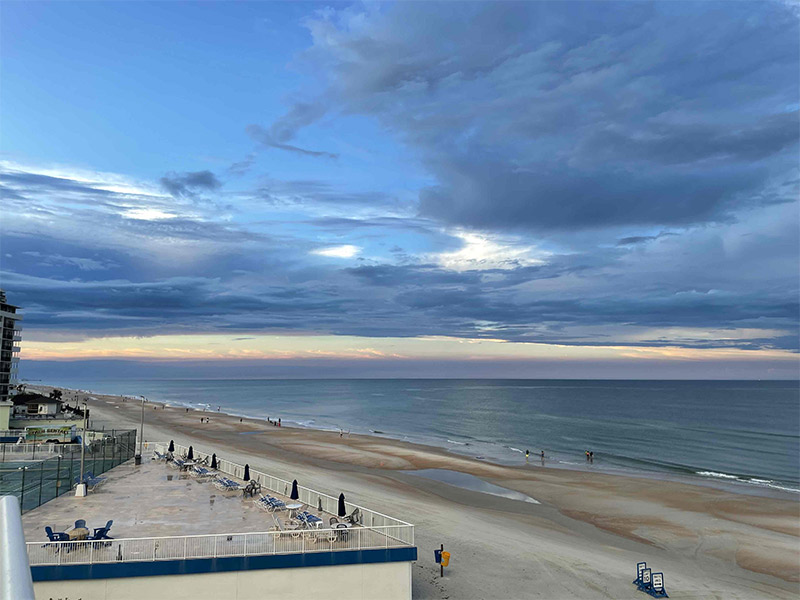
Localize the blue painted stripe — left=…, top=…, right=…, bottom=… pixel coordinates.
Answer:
left=31, top=547, right=417, bottom=581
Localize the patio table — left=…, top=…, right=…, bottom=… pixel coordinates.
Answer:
left=69, top=527, right=90, bottom=541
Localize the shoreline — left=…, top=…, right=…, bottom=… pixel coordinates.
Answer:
left=42, top=382, right=800, bottom=500
left=26, top=383, right=800, bottom=597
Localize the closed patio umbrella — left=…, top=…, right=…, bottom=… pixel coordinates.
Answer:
left=244, top=464, right=250, bottom=481
left=168, top=440, right=175, bottom=452
left=187, top=446, right=194, bottom=460
left=338, top=493, right=346, bottom=517
left=211, top=454, right=217, bottom=469
left=290, top=479, right=299, bottom=500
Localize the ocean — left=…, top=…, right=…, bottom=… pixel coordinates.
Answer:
left=44, top=378, right=800, bottom=495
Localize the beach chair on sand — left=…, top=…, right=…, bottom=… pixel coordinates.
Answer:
left=648, top=573, right=669, bottom=598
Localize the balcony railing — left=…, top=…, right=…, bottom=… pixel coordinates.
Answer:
left=27, top=524, right=413, bottom=566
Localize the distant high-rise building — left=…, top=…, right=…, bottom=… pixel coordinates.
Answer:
left=0, top=290, right=22, bottom=404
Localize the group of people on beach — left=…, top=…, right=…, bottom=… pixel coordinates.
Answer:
left=523, top=448, right=596, bottom=463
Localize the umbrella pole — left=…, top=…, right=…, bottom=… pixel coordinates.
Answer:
left=440, top=544, right=444, bottom=578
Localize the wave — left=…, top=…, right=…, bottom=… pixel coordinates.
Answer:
left=446, top=439, right=469, bottom=446
left=696, top=470, right=800, bottom=493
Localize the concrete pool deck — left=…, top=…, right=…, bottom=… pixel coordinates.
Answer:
left=21, top=457, right=313, bottom=543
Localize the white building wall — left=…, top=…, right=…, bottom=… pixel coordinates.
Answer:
left=34, top=560, right=412, bottom=600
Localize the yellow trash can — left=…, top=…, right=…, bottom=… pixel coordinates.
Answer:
left=441, top=551, right=451, bottom=567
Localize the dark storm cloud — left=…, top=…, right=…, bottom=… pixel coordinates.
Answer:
left=160, top=170, right=221, bottom=198
left=280, top=1, right=798, bottom=231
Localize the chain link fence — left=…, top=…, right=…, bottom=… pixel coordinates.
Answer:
left=0, top=430, right=136, bottom=512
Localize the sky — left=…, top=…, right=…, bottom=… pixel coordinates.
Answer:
left=1, top=1, right=798, bottom=380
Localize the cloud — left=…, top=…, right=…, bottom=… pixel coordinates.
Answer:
left=282, top=1, right=798, bottom=231
left=160, top=170, right=221, bottom=198
left=311, top=244, right=360, bottom=258
left=246, top=124, right=338, bottom=159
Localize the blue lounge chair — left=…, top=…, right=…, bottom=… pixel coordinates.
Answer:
left=212, top=476, right=241, bottom=491
left=191, top=465, right=213, bottom=478
left=297, top=511, right=322, bottom=528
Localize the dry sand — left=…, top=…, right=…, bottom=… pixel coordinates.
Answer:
left=41, top=387, right=800, bottom=599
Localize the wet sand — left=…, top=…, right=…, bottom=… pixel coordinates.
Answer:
left=41, top=386, right=800, bottom=599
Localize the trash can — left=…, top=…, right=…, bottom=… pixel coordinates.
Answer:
left=441, top=551, right=451, bottom=567
left=434, top=549, right=442, bottom=563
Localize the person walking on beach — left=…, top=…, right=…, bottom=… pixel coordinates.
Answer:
left=525, top=449, right=529, bottom=461
left=589, top=451, right=594, bottom=463
left=278, top=418, right=281, bottom=427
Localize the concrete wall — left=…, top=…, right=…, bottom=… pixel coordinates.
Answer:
left=34, top=560, right=412, bottom=600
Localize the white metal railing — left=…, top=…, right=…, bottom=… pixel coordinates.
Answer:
left=27, top=524, right=414, bottom=566
left=161, top=442, right=413, bottom=530
left=0, top=444, right=82, bottom=461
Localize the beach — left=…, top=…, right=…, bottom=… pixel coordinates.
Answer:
left=44, top=386, right=800, bottom=599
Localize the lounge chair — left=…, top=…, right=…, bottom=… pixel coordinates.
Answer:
left=329, top=517, right=340, bottom=526
left=191, top=466, right=213, bottom=478
left=74, top=474, right=106, bottom=492
left=344, top=507, right=361, bottom=525
left=152, top=450, right=167, bottom=461
left=212, top=476, right=242, bottom=491
left=253, top=495, right=287, bottom=512
left=296, top=511, right=323, bottom=528
left=272, top=514, right=302, bottom=538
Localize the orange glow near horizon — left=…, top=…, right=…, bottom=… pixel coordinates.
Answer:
left=18, top=333, right=798, bottom=364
